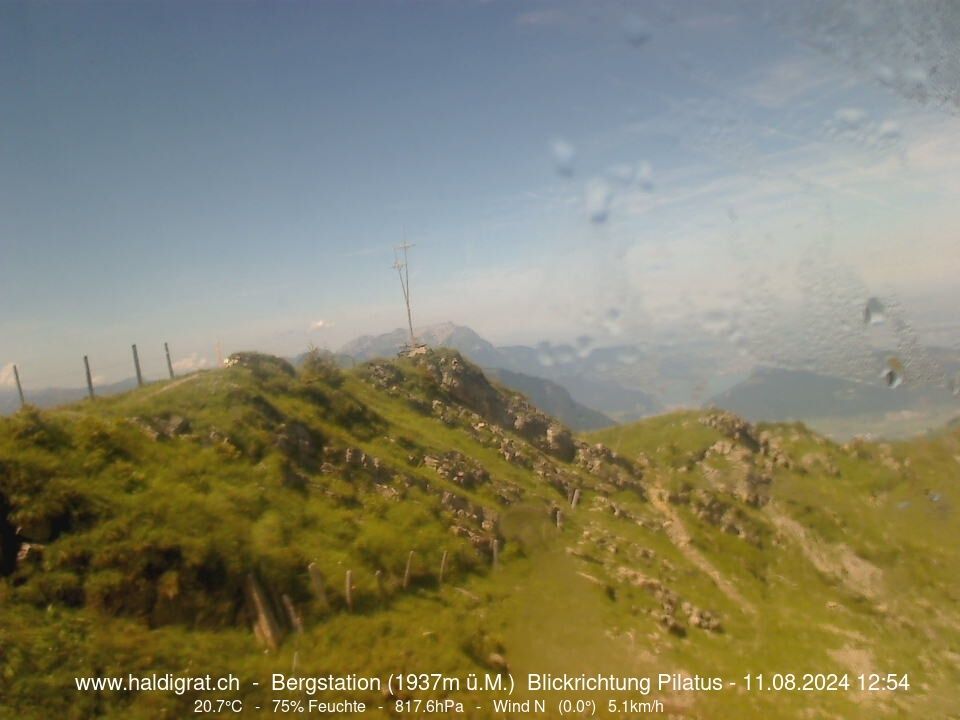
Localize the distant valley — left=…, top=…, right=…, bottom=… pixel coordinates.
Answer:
left=4, top=322, right=957, bottom=440
left=338, top=323, right=960, bottom=439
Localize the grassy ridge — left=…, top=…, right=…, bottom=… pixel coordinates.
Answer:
left=1, top=351, right=957, bottom=718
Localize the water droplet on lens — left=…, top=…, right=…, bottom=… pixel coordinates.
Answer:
left=875, top=64, right=895, bottom=86
left=863, top=297, right=886, bottom=325
left=835, top=107, right=867, bottom=130
left=551, top=138, right=576, bottom=177
left=882, top=357, right=904, bottom=388
left=949, top=373, right=960, bottom=397
left=607, top=164, right=636, bottom=186
left=575, top=336, right=594, bottom=359
left=623, top=15, right=651, bottom=47
left=585, top=177, right=614, bottom=223
left=903, top=67, right=929, bottom=102
left=700, top=309, right=730, bottom=335
left=637, top=161, right=654, bottom=192
left=876, top=120, right=900, bottom=142
left=536, top=342, right=555, bottom=368
left=553, top=346, right=575, bottom=365
left=602, top=307, right=623, bottom=336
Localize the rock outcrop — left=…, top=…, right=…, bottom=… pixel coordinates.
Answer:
left=409, top=350, right=582, bottom=462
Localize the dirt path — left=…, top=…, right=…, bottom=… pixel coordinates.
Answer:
left=147, top=373, right=202, bottom=397
left=765, top=502, right=882, bottom=600
left=649, top=487, right=756, bottom=614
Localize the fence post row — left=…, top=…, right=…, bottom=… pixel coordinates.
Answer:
left=11, top=343, right=187, bottom=408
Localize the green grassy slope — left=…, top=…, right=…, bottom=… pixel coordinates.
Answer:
left=1, top=351, right=957, bottom=718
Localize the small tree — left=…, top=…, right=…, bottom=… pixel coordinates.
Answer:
left=300, top=345, right=345, bottom=388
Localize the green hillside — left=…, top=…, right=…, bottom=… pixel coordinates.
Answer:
left=1, top=350, right=957, bottom=718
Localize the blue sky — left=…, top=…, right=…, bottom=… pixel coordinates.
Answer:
left=1, top=0, right=958, bottom=387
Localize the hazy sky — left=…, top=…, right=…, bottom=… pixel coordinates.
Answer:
left=2, top=0, right=959, bottom=387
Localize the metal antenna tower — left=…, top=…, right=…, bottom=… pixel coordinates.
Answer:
left=393, top=241, right=417, bottom=347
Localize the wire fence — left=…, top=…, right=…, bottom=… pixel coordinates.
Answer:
left=2, top=341, right=220, bottom=411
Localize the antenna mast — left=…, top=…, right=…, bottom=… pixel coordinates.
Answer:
left=393, top=241, right=416, bottom=347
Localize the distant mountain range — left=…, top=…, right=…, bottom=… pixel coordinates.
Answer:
left=341, top=322, right=960, bottom=439
left=0, top=378, right=139, bottom=415
left=0, top=326, right=626, bottom=432
left=6, top=323, right=957, bottom=440
left=341, top=324, right=502, bottom=366
left=484, top=368, right=614, bottom=431
left=340, top=323, right=662, bottom=428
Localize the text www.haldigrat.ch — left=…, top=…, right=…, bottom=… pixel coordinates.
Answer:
left=74, top=673, right=239, bottom=695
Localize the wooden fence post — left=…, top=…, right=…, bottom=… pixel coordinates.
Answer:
left=12, top=365, right=24, bottom=409
left=245, top=574, right=282, bottom=651
left=282, top=594, right=303, bottom=635
left=132, top=344, right=143, bottom=387
left=164, top=342, right=175, bottom=379
left=403, top=550, right=414, bottom=590
left=308, top=562, right=329, bottom=611
left=345, top=569, right=354, bottom=612
left=83, top=356, right=95, bottom=399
